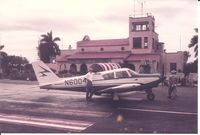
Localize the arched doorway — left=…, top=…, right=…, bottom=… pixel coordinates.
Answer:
left=59, top=64, right=67, bottom=72
left=121, top=62, right=135, bottom=71
left=80, top=64, right=88, bottom=75
left=139, top=64, right=151, bottom=73
left=127, top=64, right=135, bottom=71
left=69, top=64, right=77, bottom=75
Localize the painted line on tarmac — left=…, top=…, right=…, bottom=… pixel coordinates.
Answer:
left=118, top=107, right=197, bottom=116
left=0, top=99, right=112, bottom=117
left=120, top=97, right=143, bottom=101
left=0, top=99, right=58, bottom=106
left=2, top=107, right=112, bottom=118
left=36, top=108, right=112, bottom=118
left=0, top=113, right=94, bottom=132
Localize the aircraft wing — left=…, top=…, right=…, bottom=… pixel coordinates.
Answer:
left=99, top=83, right=141, bottom=93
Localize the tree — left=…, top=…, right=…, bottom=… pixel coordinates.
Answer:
left=0, top=45, right=8, bottom=75
left=183, top=28, right=198, bottom=75
left=38, top=31, right=61, bottom=63
left=188, top=28, right=198, bottom=59
left=184, top=59, right=198, bottom=75
left=6, top=55, right=29, bottom=72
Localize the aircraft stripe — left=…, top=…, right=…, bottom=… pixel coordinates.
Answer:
left=0, top=113, right=94, bottom=132
left=118, top=107, right=197, bottom=116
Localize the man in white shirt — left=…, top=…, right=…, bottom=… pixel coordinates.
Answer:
left=168, top=70, right=178, bottom=99
left=85, top=68, right=94, bottom=101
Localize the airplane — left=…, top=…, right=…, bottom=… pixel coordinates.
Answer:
left=32, top=61, right=163, bottom=101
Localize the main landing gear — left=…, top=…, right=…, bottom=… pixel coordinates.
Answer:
left=146, top=89, right=155, bottom=101
left=111, top=92, right=120, bottom=101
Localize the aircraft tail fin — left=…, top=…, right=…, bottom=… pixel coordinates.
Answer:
left=32, top=61, right=60, bottom=86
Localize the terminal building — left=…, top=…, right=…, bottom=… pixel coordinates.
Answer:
left=49, top=13, right=188, bottom=76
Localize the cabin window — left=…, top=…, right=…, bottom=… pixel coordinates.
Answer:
left=116, top=71, right=129, bottom=78
left=103, top=72, right=114, bottom=80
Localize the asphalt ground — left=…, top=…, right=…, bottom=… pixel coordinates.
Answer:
left=0, top=79, right=197, bottom=133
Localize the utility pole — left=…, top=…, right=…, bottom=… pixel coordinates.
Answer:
left=179, top=33, right=182, bottom=51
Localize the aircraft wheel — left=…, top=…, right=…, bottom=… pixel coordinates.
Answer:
left=147, top=93, right=155, bottom=101
left=111, top=93, right=120, bottom=101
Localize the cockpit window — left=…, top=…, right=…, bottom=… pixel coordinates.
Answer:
left=102, top=72, right=114, bottom=80
left=116, top=71, right=129, bottom=78
left=127, top=70, right=138, bottom=77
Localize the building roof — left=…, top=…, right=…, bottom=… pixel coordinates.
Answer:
left=67, top=51, right=131, bottom=60
left=77, top=38, right=129, bottom=47
left=56, top=55, right=71, bottom=62
left=126, top=53, right=161, bottom=61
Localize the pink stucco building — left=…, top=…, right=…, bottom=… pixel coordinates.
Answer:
left=52, top=13, right=188, bottom=75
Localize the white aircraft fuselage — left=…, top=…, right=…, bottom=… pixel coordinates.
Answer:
left=32, top=61, right=162, bottom=101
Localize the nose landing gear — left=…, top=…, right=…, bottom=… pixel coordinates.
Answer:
left=146, top=89, right=155, bottom=101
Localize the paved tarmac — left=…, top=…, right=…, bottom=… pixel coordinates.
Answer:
left=0, top=79, right=197, bottom=133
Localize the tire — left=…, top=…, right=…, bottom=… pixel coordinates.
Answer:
left=147, top=93, right=155, bottom=101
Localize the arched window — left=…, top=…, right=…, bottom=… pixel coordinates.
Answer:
left=59, top=64, right=67, bottom=72
left=80, top=64, right=88, bottom=75
left=69, top=64, right=77, bottom=75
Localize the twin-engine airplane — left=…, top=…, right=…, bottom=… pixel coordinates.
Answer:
left=32, top=61, right=162, bottom=101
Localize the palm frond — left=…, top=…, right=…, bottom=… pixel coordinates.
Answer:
left=194, top=45, right=198, bottom=58
left=194, top=44, right=198, bottom=52
left=195, top=50, right=198, bottom=58
left=53, top=37, right=61, bottom=42
left=41, top=34, right=48, bottom=38
left=188, top=35, right=198, bottom=48
left=194, top=28, right=198, bottom=33
left=0, top=45, right=4, bottom=50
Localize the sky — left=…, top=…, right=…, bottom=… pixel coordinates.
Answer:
left=0, top=0, right=198, bottom=62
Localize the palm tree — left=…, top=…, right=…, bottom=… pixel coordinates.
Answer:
left=188, top=28, right=198, bottom=58
left=38, top=31, right=61, bottom=63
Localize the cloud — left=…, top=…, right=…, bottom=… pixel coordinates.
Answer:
left=0, top=0, right=198, bottom=62
left=0, top=15, right=97, bottom=33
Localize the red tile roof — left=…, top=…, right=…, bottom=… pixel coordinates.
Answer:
left=67, top=51, right=131, bottom=60
left=126, top=53, right=161, bottom=61
left=77, top=38, right=129, bottom=47
left=56, top=55, right=71, bottom=62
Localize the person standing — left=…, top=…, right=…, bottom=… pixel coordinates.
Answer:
left=85, top=68, right=94, bottom=101
left=168, top=70, right=178, bottom=99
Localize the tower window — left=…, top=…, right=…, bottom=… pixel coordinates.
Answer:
left=81, top=48, right=84, bottom=52
left=121, top=47, right=125, bottom=51
left=170, top=63, right=177, bottom=71
left=100, top=48, right=104, bottom=51
left=152, top=38, right=155, bottom=49
left=142, top=25, right=147, bottom=31
left=152, top=22, right=155, bottom=32
left=133, top=37, right=142, bottom=48
left=132, top=21, right=149, bottom=31
left=144, top=37, right=148, bottom=48
left=136, top=25, right=141, bottom=31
